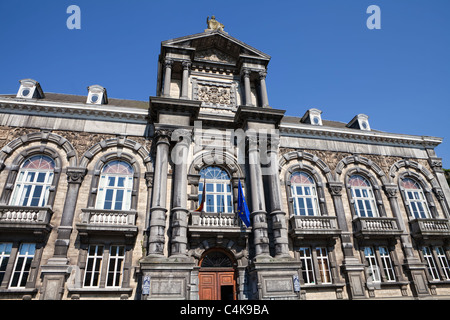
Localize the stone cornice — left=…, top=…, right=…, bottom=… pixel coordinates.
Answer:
left=279, top=122, right=442, bottom=148
left=0, top=97, right=148, bottom=124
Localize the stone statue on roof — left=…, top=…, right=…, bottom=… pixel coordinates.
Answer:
left=206, top=16, right=225, bottom=32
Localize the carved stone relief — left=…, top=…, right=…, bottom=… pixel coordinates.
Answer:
left=192, top=78, right=237, bottom=110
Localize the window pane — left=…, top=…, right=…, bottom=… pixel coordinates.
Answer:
left=30, top=185, right=43, bottom=206
left=107, top=176, right=115, bottom=187
left=114, top=190, right=124, bottom=210
left=36, top=172, right=46, bottom=183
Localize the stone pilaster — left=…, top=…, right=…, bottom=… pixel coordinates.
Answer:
left=265, top=135, right=289, bottom=258
left=247, top=133, right=270, bottom=258
left=170, top=129, right=191, bottom=257
left=328, top=181, right=366, bottom=299
left=147, top=129, right=171, bottom=256
left=40, top=167, right=87, bottom=300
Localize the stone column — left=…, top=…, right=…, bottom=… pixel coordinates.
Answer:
left=265, top=135, right=290, bottom=258
left=180, top=61, right=191, bottom=99
left=163, top=59, right=173, bottom=98
left=40, top=167, right=86, bottom=300
left=259, top=71, right=269, bottom=107
left=328, top=181, right=366, bottom=299
left=242, top=68, right=252, bottom=106
left=148, top=129, right=171, bottom=256
left=247, top=133, right=270, bottom=258
left=54, top=167, right=87, bottom=257
left=170, top=129, right=191, bottom=257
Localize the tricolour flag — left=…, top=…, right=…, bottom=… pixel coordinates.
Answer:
left=237, top=180, right=251, bottom=228
left=195, top=178, right=206, bottom=212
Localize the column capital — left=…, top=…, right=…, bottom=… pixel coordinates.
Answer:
left=66, top=167, right=87, bottom=184
left=182, top=60, right=192, bottom=69
left=258, top=71, right=267, bottom=80
left=241, top=68, right=251, bottom=78
left=164, top=58, right=174, bottom=68
left=328, top=181, right=344, bottom=196
left=428, top=157, right=443, bottom=173
left=383, top=184, right=399, bottom=198
left=144, top=172, right=154, bottom=189
left=154, top=128, right=173, bottom=145
left=433, top=187, right=445, bottom=201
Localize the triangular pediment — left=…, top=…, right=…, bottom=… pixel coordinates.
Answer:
left=162, top=30, right=270, bottom=62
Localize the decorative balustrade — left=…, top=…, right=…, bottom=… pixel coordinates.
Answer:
left=409, top=218, right=450, bottom=239
left=289, top=215, right=340, bottom=240
left=77, top=208, right=138, bottom=239
left=80, top=209, right=136, bottom=226
left=353, top=216, right=402, bottom=239
left=189, top=211, right=249, bottom=237
left=0, top=205, right=53, bottom=234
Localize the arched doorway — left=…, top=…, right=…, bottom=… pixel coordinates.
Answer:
left=198, top=248, right=237, bottom=300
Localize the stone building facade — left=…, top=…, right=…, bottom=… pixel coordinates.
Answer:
left=0, top=24, right=449, bottom=300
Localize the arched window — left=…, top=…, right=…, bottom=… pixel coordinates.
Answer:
left=400, top=178, right=430, bottom=219
left=10, top=155, right=55, bottom=207
left=199, top=166, right=233, bottom=213
left=290, top=172, right=320, bottom=216
left=348, top=175, right=378, bottom=217
left=95, top=161, right=134, bottom=211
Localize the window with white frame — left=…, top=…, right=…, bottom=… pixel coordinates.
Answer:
left=299, top=246, right=332, bottom=285
left=379, top=246, right=396, bottom=282
left=84, top=245, right=104, bottom=287
left=364, top=247, right=381, bottom=283
left=290, top=171, right=320, bottom=216
left=0, top=243, right=12, bottom=285
left=435, top=246, right=450, bottom=280
left=349, top=175, right=378, bottom=217
left=299, top=247, right=315, bottom=284
left=106, top=245, right=125, bottom=287
left=400, top=178, right=431, bottom=219
left=422, top=246, right=440, bottom=280
left=199, top=166, right=233, bottom=213
left=316, top=247, right=332, bottom=284
left=96, top=161, right=134, bottom=211
left=9, top=243, right=36, bottom=288
left=10, top=155, right=55, bottom=207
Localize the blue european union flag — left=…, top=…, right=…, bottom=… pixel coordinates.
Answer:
left=237, top=180, right=251, bottom=228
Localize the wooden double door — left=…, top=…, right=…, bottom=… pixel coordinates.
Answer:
left=199, top=270, right=236, bottom=300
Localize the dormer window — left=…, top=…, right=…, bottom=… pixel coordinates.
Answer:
left=301, top=108, right=323, bottom=126
left=346, top=114, right=371, bottom=131
left=16, top=79, right=45, bottom=100
left=87, top=85, right=108, bottom=105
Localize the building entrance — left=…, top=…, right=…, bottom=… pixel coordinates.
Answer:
left=198, top=249, right=237, bottom=300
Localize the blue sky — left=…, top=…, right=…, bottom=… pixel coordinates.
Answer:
left=1, top=0, right=449, bottom=167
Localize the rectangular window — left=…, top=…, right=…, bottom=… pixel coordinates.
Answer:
left=106, top=245, right=125, bottom=287
left=364, top=247, right=381, bottom=283
left=0, top=243, right=12, bottom=285
left=299, top=247, right=315, bottom=284
left=435, top=247, right=450, bottom=280
left=9, top=243, right=36, bottom=288
left=84, top=245, right=104, bottom=287
left=422, top=246, right=440, bottom=281
left=379, top=246, right=396, bottom=282
left=316, top=247, right=332, bottom=284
